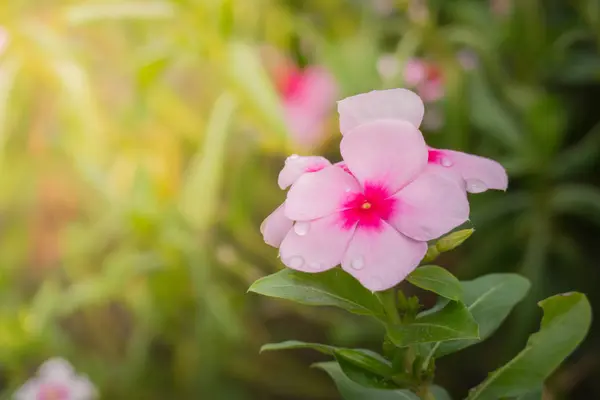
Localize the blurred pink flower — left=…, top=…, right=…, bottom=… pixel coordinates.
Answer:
left=275, top=120, right=468, bottom=291
left=490, top=0, right=512, bottom=16
left=275, top=64, right=338, bottom=150
left=338, top=89, right=508, bottom=193
left=14, top=358, right=97, bottom=400
left=0, top=27, right=8, bottom=54
left=403, top=59, right=445, bottom=103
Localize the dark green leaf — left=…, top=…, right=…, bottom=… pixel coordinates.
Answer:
left=407, top=266, right=463, bottom=301
left=248, top=268, right=385, bottom=319
left=315, top=362, right=420, bottom=400
left=387, top=301, right=479, bottom=347
left=434, top=274, right=530, bottom=357
left=467, top=293, right=591, bottom=400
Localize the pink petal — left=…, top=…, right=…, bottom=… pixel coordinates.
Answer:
left=340, top=120, right=428, bottom=193
left=337, top=88, right=425, bottom=133
left=261, top=204, right=293, bottom=248
left=278, top=155, right=332, bottom=189
left=285, top=166, right=360, bottom=221
left=284, top=103, right=328, bottom=150
left=439, top=149, right=508, bottom=193
left=341, top=223, right=427, bottom=291
left=389, top=165, right=470, bottom=241
left=279, top=214, right=356, bottom=272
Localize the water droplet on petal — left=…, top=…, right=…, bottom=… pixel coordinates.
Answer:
left=294, top=222, right=310, bottom=236
left=286, top=256, right=304, bottom=269
left=351, top=256, right=365, bottom=270
left=286, top=154, right=299, bottom=163
left=345, top=187, right=352, bottom=193
left=466, top=179, right=487, bottom=193
left=440, top=157, right=453, bottom=167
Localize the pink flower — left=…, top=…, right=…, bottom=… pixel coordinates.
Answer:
left=403, top=59, right=445, bottom=103
left=337, top=89, right=508, bottom=193
left=14, top=358, right=97, bottom=400
left=276, top=120, right=469, bottom=291
left=275, top=64, right=338, bottom=150
left=490, top=0, right=512, bottom=16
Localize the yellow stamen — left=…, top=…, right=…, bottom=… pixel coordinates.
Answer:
left=361, top=202, right=372, bottom=210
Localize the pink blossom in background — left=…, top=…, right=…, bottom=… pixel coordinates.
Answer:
left=403, top=59, right=445, bottom=103
left=14, top=358, right=97, bottom=400
left=490, top=0, right=512, bottom=16
left=276, top=120, right=469, bottom=291
left=275, top=64, right=338, bottom=150
left=337, top=88, right=508, bottom=193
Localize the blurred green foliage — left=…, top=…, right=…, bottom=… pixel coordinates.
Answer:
left=0, top=0, right=599, bottom=399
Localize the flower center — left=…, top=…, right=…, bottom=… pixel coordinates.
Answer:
left=427, top=149, right=453, bottom=167
left=37, top=384, right=69, bottom=400
left=340, top=184, right=396, bottom=231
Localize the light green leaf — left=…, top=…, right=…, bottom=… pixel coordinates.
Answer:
left=314, top=362, right=419, bottom=400
left=467, top=293, right=591, bottom=400
left=387, top=301, right=479, bottom=347
left=248, top=269, right=385, bottom=319
left=434, top=274, right=531, bottom=357
left=65, top=1, right=176, bottom=24
left=226, top=42, right=288, bottom=149
left=260, top=340, right=335, bottom=355
left=407, top=266, right=463, bottom=301
left=179, top=93, right=237, bottom=231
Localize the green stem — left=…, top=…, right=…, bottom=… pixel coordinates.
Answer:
left=376, top=288, right=401, bottom=325
left=416, top=386, right=435, bottom=400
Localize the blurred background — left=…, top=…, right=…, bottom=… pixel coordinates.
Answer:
left=0, top=0, right=599, bottom=399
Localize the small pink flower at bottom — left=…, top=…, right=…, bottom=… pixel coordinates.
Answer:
left=279, top=120, right=469, bottom=291
left=14, top=358, right=97, bottom=400
left=275, top=64, right=338, bottom=150
left=337, top=88, right=508, bottom=193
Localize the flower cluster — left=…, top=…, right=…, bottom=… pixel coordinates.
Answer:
left=14, top=358, right=97, bottom=400
left=261, top=89, right=507, bottom=291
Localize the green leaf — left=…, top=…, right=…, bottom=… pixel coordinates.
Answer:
left=387, top=301, right=479, bottom=347
left=467, top=293, right=591, bottom=400
left=434, top=274, right=531, bottom=357
left=261, top=341, right=397, bottom=388
left=315, top=362, right=420, bottom=400
left=260, top=340, right=335, bottom=355
left=248, top=268, right=385, bottom=319
left=335, top=349, right=393, bottom=379
left=334, top=355, right=397, bottom=389
left=407, top=266, right=463, bottom=301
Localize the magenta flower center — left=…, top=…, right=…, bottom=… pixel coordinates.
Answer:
left=341, top=184, right=396, bottom=231
left=37, top=384, right=69, bottom=400
left=428, top=149, right=453, bottom=167
left=277, top=68, right=305, bottom=101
